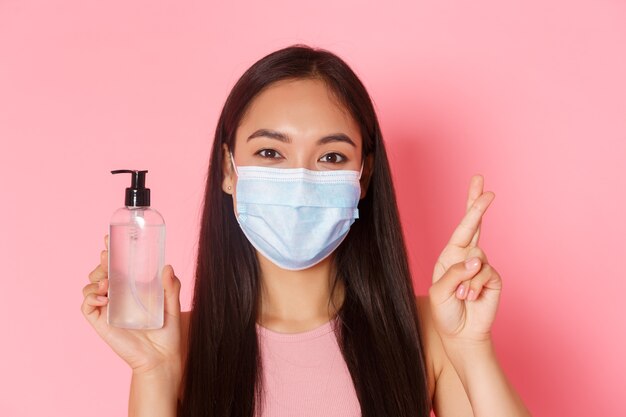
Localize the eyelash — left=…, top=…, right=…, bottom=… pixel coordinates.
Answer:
left=254, top=149, right=347, bottom=164
left=319, top=152, right=346, bottom=164
left=255, top=149, right=283, bottom=159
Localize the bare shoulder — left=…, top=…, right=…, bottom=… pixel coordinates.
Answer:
left=415, top=295, right=445, bottom=401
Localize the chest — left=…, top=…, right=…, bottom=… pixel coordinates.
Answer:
left=255, top=325, right=361, bottom=417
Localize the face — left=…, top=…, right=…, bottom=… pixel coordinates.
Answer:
left=222, top=78, right=373, bottom=201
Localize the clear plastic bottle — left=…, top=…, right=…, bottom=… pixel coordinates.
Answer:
left=107, top=170, right=165, bottom=329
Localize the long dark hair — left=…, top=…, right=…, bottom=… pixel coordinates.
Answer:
left=179, top=44, right=431, bottom=417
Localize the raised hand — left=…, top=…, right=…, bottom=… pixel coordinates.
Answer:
left=428, top=175, right=502, bottom=344
left=81, top=234, right=183, bottom=376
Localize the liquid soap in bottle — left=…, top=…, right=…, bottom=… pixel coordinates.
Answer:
left=108, top=169, right=165, bottom=329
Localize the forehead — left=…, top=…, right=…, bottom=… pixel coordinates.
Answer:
left=236, top=78, right=361, bottom=144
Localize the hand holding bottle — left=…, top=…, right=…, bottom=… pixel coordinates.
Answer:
left=81, top=234, right=183, bottom=376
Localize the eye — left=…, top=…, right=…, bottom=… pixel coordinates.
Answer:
left=255, top=149, right=283, bottom=159
left=319, top=152, right=346, bottom=164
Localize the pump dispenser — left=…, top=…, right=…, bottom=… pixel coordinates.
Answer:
left=108, top=169, right=165, bottom=329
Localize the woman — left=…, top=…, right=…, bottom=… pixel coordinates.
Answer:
left=82, top=44, right=530, bottom=417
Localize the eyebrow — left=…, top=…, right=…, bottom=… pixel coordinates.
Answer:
left=246, top=128, right=356, bottom=147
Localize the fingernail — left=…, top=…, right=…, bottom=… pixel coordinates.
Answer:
left=468, top=289, right=476, bottom=301
left=96, top=295, right=108, bottom=302
left=457, top=285, right=466, bottom=297
left=465, top=257, right=480, bottom=270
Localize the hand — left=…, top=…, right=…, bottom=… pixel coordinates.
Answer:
left=81, top=234, right=183, bottom=376
left=428, top=175, right=502, bottom=344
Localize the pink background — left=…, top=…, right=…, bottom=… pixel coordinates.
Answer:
left=1, top=1, right=624, bottom=416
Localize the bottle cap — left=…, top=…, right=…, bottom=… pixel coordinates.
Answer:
left=111, top=170, right=151, bottom=207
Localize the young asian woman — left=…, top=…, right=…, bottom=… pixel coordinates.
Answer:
left=82, top=44, right=531, bottom=417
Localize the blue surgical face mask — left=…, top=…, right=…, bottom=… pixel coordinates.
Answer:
left=230, top=152, right=363, bottom=270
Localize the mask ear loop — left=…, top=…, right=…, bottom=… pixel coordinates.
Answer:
left=229, top=151, right=239, bottom=176
left=358, top=159, right=365, bottom=180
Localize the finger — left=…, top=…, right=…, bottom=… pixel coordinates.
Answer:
left=466, top=176, right=483, bottom=247
left=466, top=175, right=484, bottom=247
left=100, top=249, right=108, bottom=273
left=81, top=292, right=109, bottom=325
left=465, top=263, right=502, bottom=301
left=83, top=278, right=108, bottom=297
left=470, top=219, right=482, bottom=247
left=83, top=282, right=98, bottom=298
left=456, top=278, right=472, bottom=300
left=89, top=263, right=107, bottom=283
left=447, top=192, right=495, bottom=248
left=456, top=247, right=489, bottom=299
left=429, top=257, right=482, bottom=303
left=104, top=234, right=109, bottom=250
left=467, top=245, right=489, bottom=265
left=163, top=265, right=182, bottom=322
left=466, top=175, right=484, bottom=213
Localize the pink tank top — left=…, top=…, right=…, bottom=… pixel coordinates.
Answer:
left=255, top=317, right=361, bottom=416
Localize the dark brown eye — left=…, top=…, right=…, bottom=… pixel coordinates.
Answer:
left=256, top=149, right=282, bottom=159
left=319, top=153, right=345, bottom=163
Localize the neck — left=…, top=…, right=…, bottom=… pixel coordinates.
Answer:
left=257, top=253, right=344, bottom=332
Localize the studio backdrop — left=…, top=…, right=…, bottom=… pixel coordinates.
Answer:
left=0, top=1, right=624, bottom=416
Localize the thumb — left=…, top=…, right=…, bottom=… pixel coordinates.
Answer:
left=429, top=257, right=482, bottom=302
left=162, top=264, right=181, bottom=319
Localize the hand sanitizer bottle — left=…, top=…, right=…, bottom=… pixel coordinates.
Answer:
left=108, top=169, right=165, bottom=329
